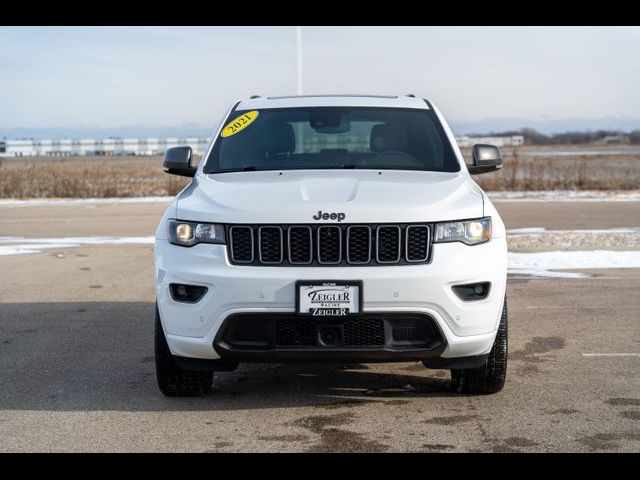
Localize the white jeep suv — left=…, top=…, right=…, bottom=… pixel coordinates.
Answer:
left=154, top=94, right=508, bottom=396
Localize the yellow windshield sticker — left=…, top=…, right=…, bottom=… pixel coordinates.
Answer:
left=220, top=111, right=259, bottom=137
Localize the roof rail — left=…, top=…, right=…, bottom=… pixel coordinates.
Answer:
left=249, top=95, right=261, bottom=99
left=405, top=93, right=416, bottom=98
left=266, top=94, right=398, bottom=100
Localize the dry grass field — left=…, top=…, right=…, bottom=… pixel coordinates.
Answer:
left=0, top=147, right=638, bottom=198
left=469, top=148, right=640, bottom=191
left=0, top=156, right=194, bottom=198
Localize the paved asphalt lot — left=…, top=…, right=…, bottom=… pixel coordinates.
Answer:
left=1, top=201, right=639, bottom=452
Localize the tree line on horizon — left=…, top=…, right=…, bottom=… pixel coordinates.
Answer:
left=467, top=128, right=640, bottom=145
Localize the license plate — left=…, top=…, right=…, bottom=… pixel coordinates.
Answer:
left=296, top=280, right=362, bottom=316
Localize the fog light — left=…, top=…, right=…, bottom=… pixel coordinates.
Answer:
left=452, top=282, right=491, bottom=301
left=176, top=285, right=186, bottom=296
left=170, top=283, right=208, bottom=303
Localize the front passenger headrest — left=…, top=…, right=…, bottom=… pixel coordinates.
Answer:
left=370, top=124, right=409, bottom=153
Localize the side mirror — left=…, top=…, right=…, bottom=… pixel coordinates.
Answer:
left=163, top=146, right=196, bottom=177
left=468, top=144, right=503, bottom=175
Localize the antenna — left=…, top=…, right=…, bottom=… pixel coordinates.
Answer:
left=295, top=26, right=303, bottom=95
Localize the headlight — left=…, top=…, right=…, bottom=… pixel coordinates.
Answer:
left=434, top=217, right=492, bottom=245
left=168, top=220, right=226, bottom=247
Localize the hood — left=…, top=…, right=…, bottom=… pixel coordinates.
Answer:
left=175, top=170, right=483, bottom=224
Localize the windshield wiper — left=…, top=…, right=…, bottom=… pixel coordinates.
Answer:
left=217, top=166, right=258, bottom=173
left=341, top=164, right=358, bottom=169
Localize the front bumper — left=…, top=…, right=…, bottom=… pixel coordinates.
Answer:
left=213, top=311, right=447, bottom=362
left=154, top=237, right=507, bottom=361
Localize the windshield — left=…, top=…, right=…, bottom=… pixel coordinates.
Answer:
left=204, top=107, right=460, bottom=173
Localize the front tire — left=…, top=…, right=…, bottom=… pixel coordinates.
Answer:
left=450, top=296, right=508, bottom=394
left=155, top=303, right=213, bottom=396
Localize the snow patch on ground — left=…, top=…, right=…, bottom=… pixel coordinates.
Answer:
left=507, top=268, right=590, bottom=279
left=0, top=236, right=155, bottom=245
left=0, top=236, right=154, bottom=255
left=507, top=227, right=640, bottom=235
left=489, top=190, right=640, bottom=202
left=508, top=250, right=640, bottom=278
left=0, top=197, right=172, bottom=208
left=0, top=244, right=78, bottom=256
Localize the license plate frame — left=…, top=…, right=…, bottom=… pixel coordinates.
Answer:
left=295, top=280, right=363, bottom=317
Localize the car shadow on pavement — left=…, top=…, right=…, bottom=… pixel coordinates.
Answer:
left=0, top=301, right=459, bottom=412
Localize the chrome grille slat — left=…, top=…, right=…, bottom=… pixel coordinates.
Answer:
left=227, top=224, right=431, bottom=266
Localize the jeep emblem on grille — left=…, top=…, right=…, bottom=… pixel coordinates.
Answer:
left=313, top=211, right=346, bottom=222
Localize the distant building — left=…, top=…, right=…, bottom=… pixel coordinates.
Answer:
left=1, top=133, right=527, bottom=157
left=455, top=135, right=524, bottom=148
left=0, top=137, right=210, bottom=157
left=599, top=134, right=629, bottom=145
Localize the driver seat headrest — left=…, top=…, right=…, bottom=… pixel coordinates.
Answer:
left=253, top=122, right=295, bottom=156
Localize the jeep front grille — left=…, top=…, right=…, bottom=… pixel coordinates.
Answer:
left=229, top=226, right=254, bottom=263
left=346, top=226, right=371, bottom=264
left=227, top=223, right=432, bottom=266
left=276, top=317, right=385, bottom=346
left=218, top=312, right=444, bottom=350
left=376, top=226, right=401, bottom=263
left=258, top=226, right=283, bottom=264
left=405, top=225, right=430, bottom=262
left=288, top=226, right=313, bottom=264
left=317, top=226, right=341, bottom=264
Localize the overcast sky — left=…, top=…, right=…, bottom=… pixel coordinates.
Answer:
left=1, top=26, right=639, bottom=136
